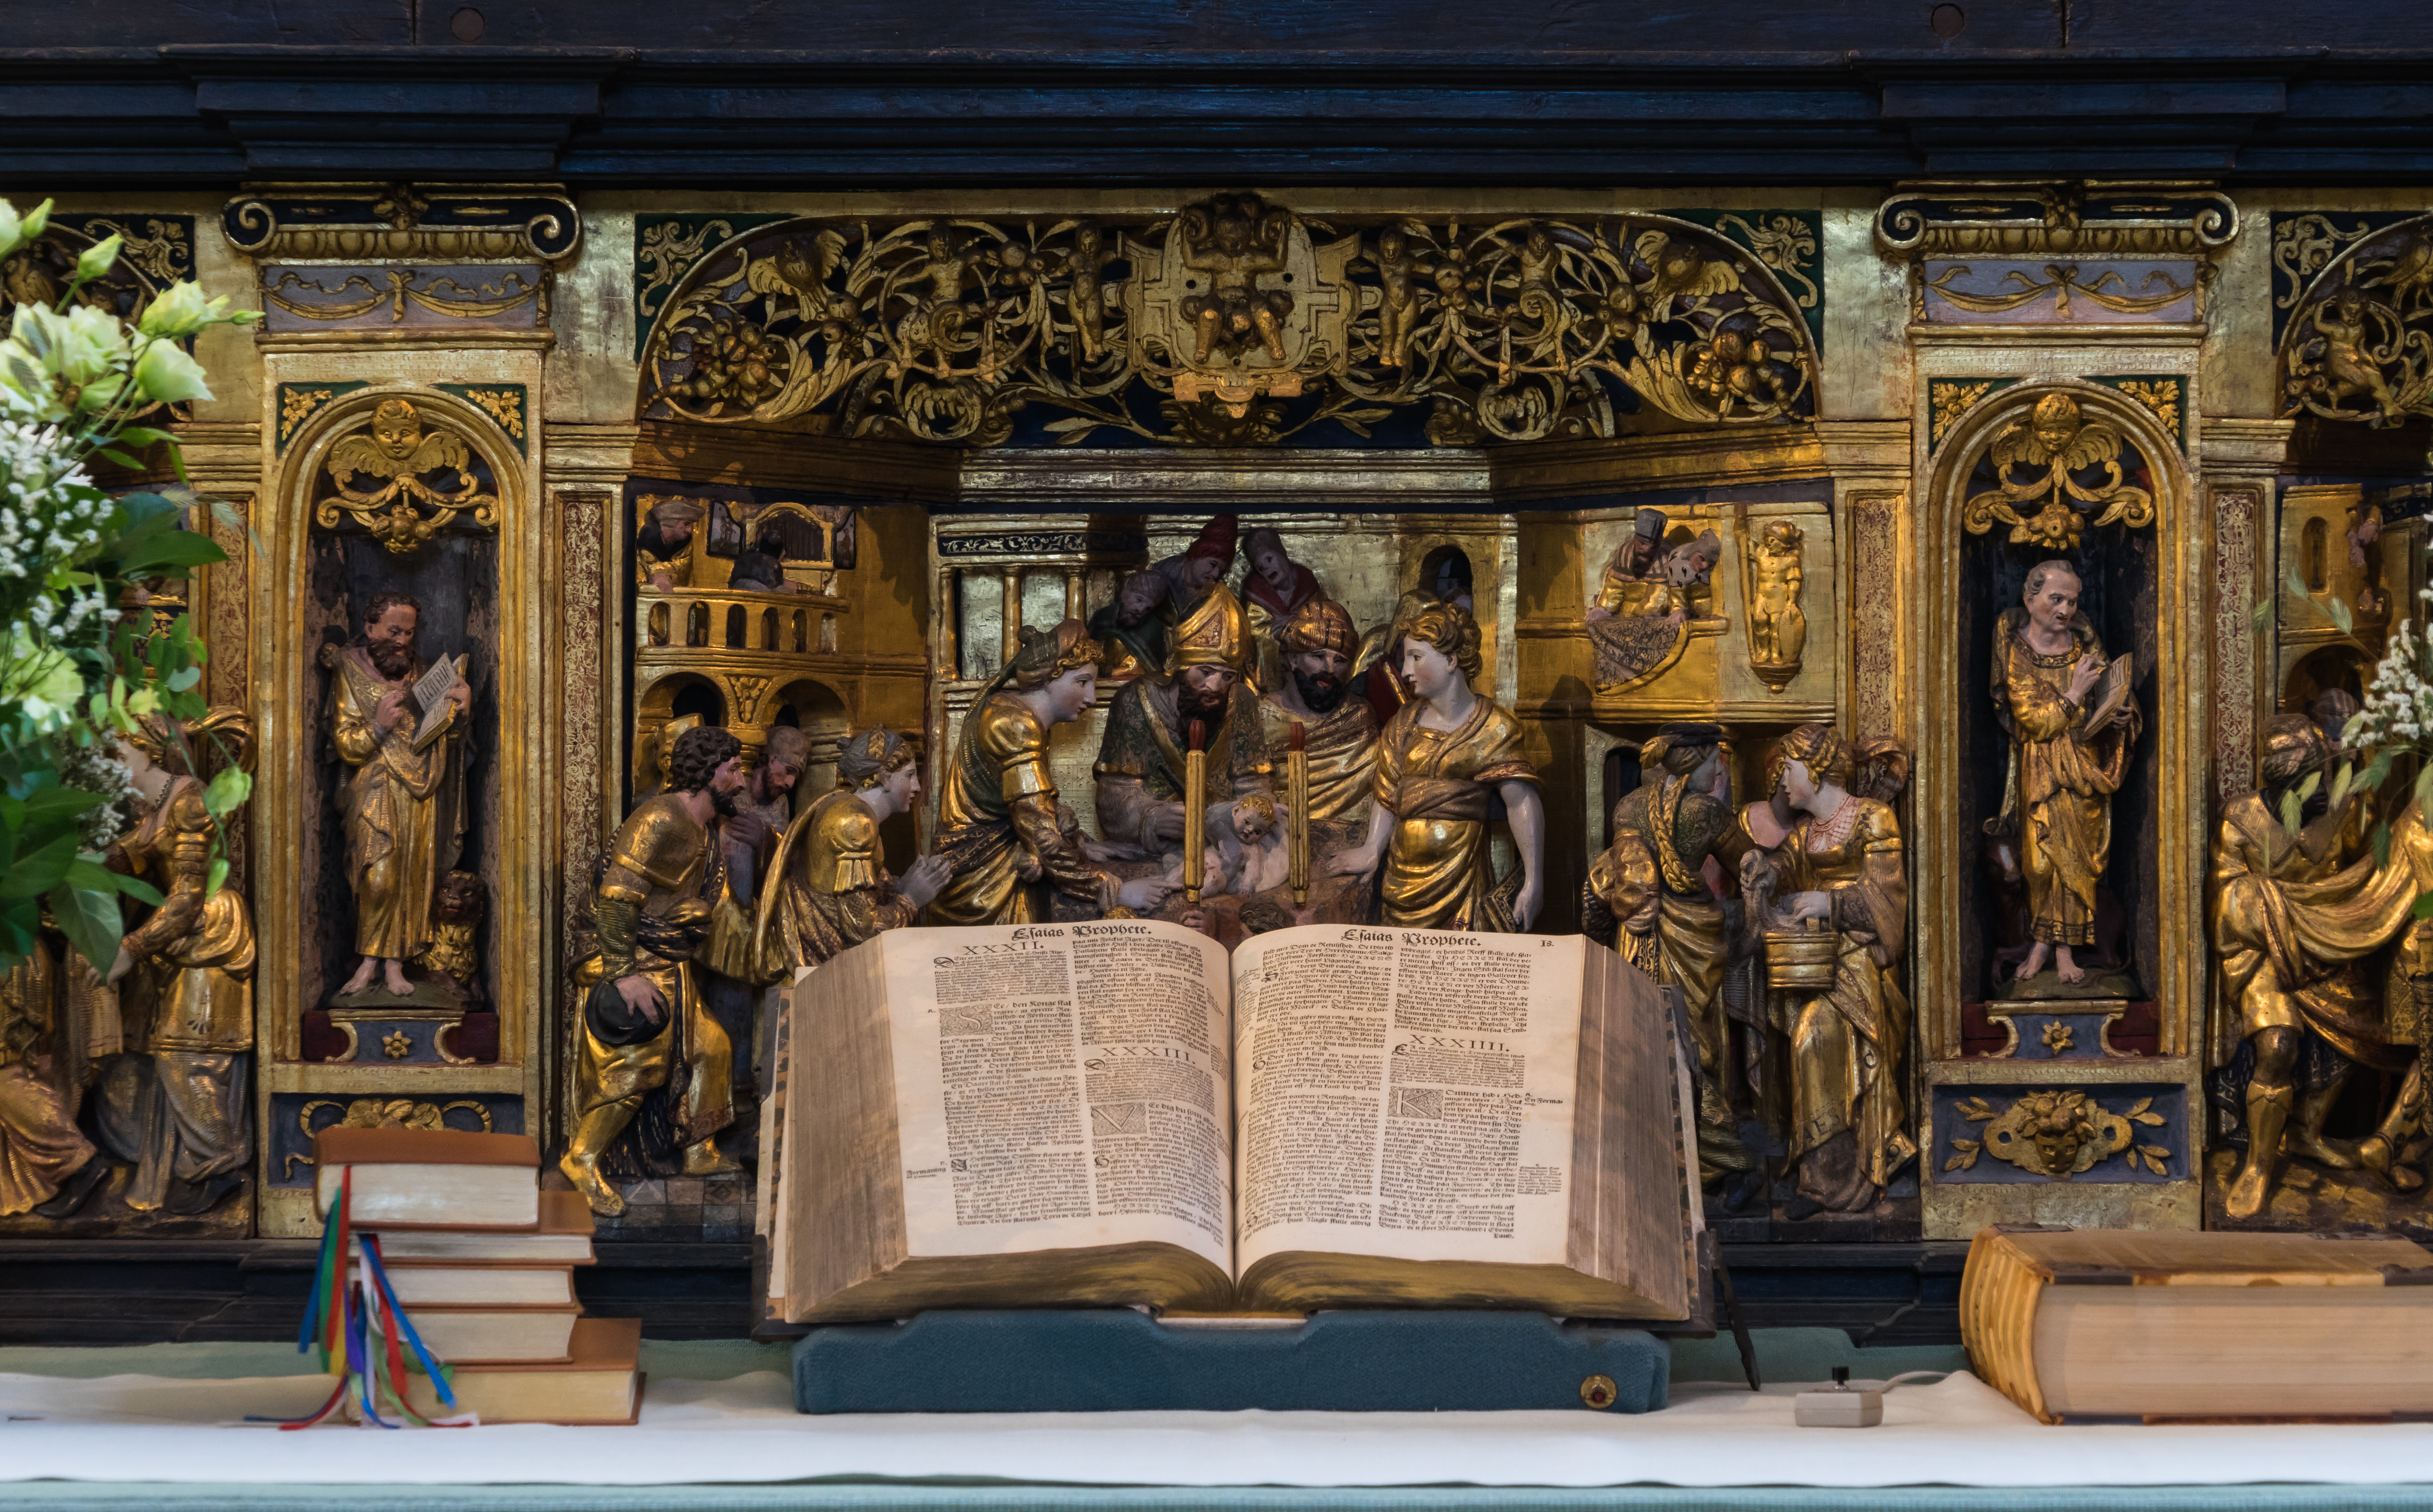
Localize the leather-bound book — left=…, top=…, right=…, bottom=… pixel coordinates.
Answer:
left=312, top=1127, right=541, bottom=1231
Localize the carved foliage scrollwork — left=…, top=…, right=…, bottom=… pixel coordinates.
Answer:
left=2279, top=214, right=2433, bottom=428
left=1960, top=391, right=2156, bottom=553
left=314, top=396, right=499, bottom=554
left=638, top=195, right=1818, bottom=449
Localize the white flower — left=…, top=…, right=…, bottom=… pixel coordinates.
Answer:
left=0, top=197, right=49, bottom=262
left=132, top=339, right=212, bottom=406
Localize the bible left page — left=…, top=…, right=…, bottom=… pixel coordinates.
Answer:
left=878, top=922, right=1234, bottom=1274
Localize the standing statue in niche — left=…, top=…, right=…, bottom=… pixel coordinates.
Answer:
left=0, top=940, right=103, bottom=1219
left=932, top=621, right=1179, bottom=926
left=562, top=724, right=752, bottom=1215
left=1739, top=723, right=1915, bottom=1217
left=1990, top=560, right=2139, bottom=987
left=1331, top=600, right=1545, bottom=932
left=328, top=590, right=470, bottom=1000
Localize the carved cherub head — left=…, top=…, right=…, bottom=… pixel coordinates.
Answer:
left=2027, top=393, right=2085, bottom=460
left=2021, top=1089, right=2099, bottom=1176
left=1228, top=792, right=1278, bottom=846
left=370, top=399, right=425, bottom=465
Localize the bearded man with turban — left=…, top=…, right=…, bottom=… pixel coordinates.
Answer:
left=1094, top=584, right=1273, bottom=862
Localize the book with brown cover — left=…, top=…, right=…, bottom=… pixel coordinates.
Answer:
left=313, top=1127, right=543, bottom=1231
left=314, top=1128, right=540, bottom=1167
left=357, top=1189, right=596, bottom=1263
left=348, top=1317, right=642, bottom=1425
left=1961, top=1227, right=2433, bottom=1422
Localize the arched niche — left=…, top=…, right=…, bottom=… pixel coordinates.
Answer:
left=1917, top=379, right=2199, bottom=1060
left=254, top=382, right=545, bottom=1222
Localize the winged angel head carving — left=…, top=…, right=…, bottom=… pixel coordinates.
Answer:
left=1961, top=393, right=2154, bottom=553
left=319, top=397, right=498, bottom=554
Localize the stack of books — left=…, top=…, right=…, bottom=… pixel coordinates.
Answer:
left=314, top=1127, right=640, bottom=1425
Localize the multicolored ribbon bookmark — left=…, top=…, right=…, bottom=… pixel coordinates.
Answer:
left=250, top=1167, right=478, bottom=1429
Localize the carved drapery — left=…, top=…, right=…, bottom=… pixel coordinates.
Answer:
left=637, top=196, right=1819, bottom=449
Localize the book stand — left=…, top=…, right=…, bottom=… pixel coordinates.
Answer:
left=791, top=1309, right=1671, bottom=1413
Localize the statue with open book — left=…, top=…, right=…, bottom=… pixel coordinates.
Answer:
left=327, top=590, right=471, bottom=1001
left=1988, top=559, right=2138, bottom=988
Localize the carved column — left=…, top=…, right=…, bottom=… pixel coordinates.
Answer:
left=2199, top=420, right=2291, bottom=807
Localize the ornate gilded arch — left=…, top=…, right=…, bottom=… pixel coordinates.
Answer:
left=634, top=197, right=1821, bottom=450
left=2277, top=213, right=2433, bottom=427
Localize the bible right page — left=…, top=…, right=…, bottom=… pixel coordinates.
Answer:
left=1233, top=925, right=1584, bottom=1275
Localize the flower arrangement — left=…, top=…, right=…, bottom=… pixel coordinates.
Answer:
left=0, top=196, right=259, bottom=975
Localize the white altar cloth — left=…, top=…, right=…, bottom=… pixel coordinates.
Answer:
left=1, top=1368, right=2431, bottom=1491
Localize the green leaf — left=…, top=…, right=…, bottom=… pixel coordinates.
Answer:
left=2287, top=567, right=2310, bottom=599
left=2364, top=747, right=2397, bottom=795
left=2252, top=596, right=2276, bottom=635
left=2412, top=891, right=2433, bottom=922
left=165, top=666, right=200, bottom=692
left=1, top=833, right=78, bottom=899
left=114, top=426, right=177, bottom=450
left=115, top=530, right=226, bottom=575
left=2413, top=761, right=2433, bottom=816
left=2298, top=771, right=2322, bottom=802
left=2327, top=595, right=2355, bottom=635
left=18, top=788, right=104, bottom=823
left=97, top=448, right=144, bottom=469
left=45, top=878, right=121, bottom=975
left=2376, top=819, right=2394, bottom=869
left=2280, top=788, right=2304, bottom=836
left=112, top=873, right=163, bottom=907
left=2330, top=761, right=2353, bottom=812
left=204, top=856, right=228, bottom=899
left=202, top=766, right=250, bottom=817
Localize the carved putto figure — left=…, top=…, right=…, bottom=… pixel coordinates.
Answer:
left=1745, top=519, right=1807, bottom=689
left=1177, top=195, right=1294, bottom=363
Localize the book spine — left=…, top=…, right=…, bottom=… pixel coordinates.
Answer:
left=1957, top=1233, right=2051, bottom=1422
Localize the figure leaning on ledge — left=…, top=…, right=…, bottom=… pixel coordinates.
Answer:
left=760, top=727, right=953, bottom=970
left=1582, top=722, right=1757, bottom=1198
left=329, top=590, right=470, bottom=1000
left=2211, top=714, right=2428, bottom=1219
left=563, top=724, right=752, bottom=1215
left=932, top=620, right=1178, bottom=925
left=1331, top=599, right=1544, bottom=932
left=76, top=710, right=258, bottom=1218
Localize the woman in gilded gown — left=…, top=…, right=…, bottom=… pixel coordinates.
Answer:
left=1741, top=722, right=1915, bottom=1216
left=931, top=620, right=1177, bottom=926
left=1331, top=600, right=1544, bottom=932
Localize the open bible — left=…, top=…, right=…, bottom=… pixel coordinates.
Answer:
left=759, top=921, right=1701, bottom=1325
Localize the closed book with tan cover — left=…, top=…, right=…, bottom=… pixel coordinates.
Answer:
left=395, top=1303, right=583, bottom=1363
left=347, top=1317, right=641, bottom=1426
left=359, top=1190, right=595, bottom=1263
left=313, top=1128, right=541, bottom=1231
left=1961, top=1227, right=2433, bottom=1422
left=360, top=1262, right=579, bottom=1307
